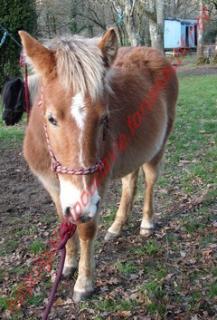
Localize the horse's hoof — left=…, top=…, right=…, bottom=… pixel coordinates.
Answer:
left=73, top=289, right=94, bottom=303
left=140, top=228, right=154, bottom=237
left=104, top=231, right=119, bottom=241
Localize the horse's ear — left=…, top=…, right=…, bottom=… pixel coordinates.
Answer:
left=98, top=28, right=118, bottom=66
left=18, top=31, right=56, bottom=78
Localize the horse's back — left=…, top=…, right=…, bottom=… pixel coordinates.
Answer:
left=113, top=45, right=178, bottom=133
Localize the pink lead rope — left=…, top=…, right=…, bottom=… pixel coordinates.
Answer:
left=42, top=222, right=77, bottom=320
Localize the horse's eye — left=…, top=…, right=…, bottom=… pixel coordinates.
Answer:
left=48, top=115, right=58, bottom=126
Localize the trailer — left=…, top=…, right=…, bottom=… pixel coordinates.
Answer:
left=164, top=18, right=197, bottom=49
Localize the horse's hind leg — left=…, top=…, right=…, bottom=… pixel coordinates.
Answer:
left=105, top=169, right=139, bottom=241
left=140, top=150, right=163, bottom=236
left=36, top=172, right=78, bottom=276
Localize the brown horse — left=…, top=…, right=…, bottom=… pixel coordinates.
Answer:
left=19, top=28, right=178, bottom=302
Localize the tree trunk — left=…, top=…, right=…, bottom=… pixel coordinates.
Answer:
left=124, top=0, right=139, bottom=46
left=148, top=0, right=164, bottom=52
left=197, top=0, right=205, bottom=63
left=196, top=1, right=211, bottom=64
left=156, top=0, right=164, bottom=51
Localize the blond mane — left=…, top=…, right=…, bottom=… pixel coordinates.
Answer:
left=47, top=36, right=105, bottom=101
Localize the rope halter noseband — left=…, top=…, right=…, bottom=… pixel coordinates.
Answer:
left=39, top=90, right=104, bottom=176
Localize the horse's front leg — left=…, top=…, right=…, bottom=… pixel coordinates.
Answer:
left=36, top=172, right=79, bottom=276
left=73, top=220, right=97, bottom=302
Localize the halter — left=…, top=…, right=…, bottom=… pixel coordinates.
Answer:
left=38, top=90, right=104, bottom=175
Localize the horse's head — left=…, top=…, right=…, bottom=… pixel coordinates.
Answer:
left=2, top=78, right=24, bottom=126
left=19, top=29, right=118, bottom=223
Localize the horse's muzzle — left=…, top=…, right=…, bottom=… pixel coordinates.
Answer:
left=65, top=199, right=100, bottom=224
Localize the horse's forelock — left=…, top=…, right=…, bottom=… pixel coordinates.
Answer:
left=48, top=36, right=106, bottom=101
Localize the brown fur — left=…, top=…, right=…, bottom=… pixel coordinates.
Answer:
left=78, top=221, right=97, bottom=241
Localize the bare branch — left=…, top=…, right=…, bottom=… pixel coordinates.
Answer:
left=71, top=11, right=106, bottom=30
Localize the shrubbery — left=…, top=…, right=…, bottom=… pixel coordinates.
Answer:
left=0, top=0, right=37, bottom=89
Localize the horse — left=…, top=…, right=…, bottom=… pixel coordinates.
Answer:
left=1, top=74, right=39, bottom=126
left=1, top=77, right=24, bottom=125
left=18, top=28, right=178, bottom=302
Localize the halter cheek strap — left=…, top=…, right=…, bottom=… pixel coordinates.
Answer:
left=39, top=91, right=104, bottom=176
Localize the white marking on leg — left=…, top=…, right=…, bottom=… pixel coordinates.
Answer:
left=63, top=255, right=77, bottom=272
left=141, top=217, right=154, bottom=229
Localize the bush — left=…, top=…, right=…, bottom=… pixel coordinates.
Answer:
left=0, top=0, right=37, bottom=89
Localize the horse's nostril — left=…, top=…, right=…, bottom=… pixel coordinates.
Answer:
left=65, top=207, right=71, bottom=216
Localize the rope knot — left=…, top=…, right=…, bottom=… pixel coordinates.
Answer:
left=58, top=222, right=77, bottom=250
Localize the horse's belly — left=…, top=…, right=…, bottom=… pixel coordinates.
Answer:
left=111, top=113, right=167, bottom=179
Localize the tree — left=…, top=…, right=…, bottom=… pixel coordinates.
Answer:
left=116, top=0, right=139, bottom=46
left=111, top=0, right=150, bottom=46
left=146, top=0, right=165, bottom=51
left=0, top=0, right=37, bottom=88
left=197, top=0, right=210, bottom=63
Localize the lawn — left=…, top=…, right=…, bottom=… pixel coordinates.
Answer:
left=0, top=73, right=216, bottom=319
left=0, top=112, right=25, bottom=148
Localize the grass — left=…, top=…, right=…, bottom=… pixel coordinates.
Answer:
left=164, top=74, right=217, bottom=192
left=27, top=293, right=45, bottom=306
left=116, top=261, right=138, bottom=274
left=131, top=239, right=160, bottom=256
left=0, top=239, right=19, bottom=256
left=0, top=296, right=8, bottom=311
left=29, top=239, right=46, bottom=254
left=0, top=102, right=25, bottom=149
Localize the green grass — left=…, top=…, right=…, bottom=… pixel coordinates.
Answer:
left=29, top=239, right=46, bottom=254
left=116, top=261, right=138, bottom=274
left=27, top=293, right=45, bottom=306
left=131, top=239, right=160, bottom=256
left=0, top=101, right=25, bottom=149
left=0, top=239, right=19, bottom=256
left=81, top=297, right=137, bottom=315
left=208, top=282, right=217, bottom=298
left=0, top=296, right=8, bottom=311
left=158, top=74, right=217, bottom=195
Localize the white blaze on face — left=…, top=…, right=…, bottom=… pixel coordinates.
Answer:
left=59, top=177, right=100, bottom=221
left=62, top=92, right=100, bottom=221
left=70, top=92, right=86, bottom=183
left=71, top=92, right=86, bottom=130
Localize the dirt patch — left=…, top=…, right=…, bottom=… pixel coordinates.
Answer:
left=0, top=148, right=53, bottom=219
left=177, top=64, right=217, bottom=76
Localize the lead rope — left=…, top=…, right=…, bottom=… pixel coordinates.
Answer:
left=24, top=64, right=31, bottom=120
left=19, top=54, right=31, bottom=120
left=42, top=222, right=77, bottom=320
